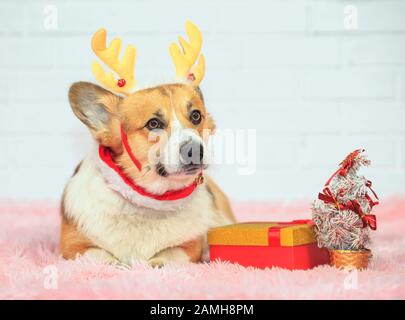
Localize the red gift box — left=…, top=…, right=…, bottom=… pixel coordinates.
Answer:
left=208, top=219, right=329, bottom=270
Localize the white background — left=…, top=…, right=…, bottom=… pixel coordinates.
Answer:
left=0, top=0, right=404, bottom=202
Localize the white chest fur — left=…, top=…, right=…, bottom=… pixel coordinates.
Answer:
left=63, top=154, right=219, bottom=265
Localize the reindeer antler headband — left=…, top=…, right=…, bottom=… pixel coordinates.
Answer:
left=90, top=21, right=205, bottom=95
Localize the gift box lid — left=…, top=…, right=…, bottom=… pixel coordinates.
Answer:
left=208, top=219, right=316, bottom=247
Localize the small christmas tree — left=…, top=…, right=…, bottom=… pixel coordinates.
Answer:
left=312, top=149, right=379, bottom=269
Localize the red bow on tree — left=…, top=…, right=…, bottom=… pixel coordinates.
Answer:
left=325, top=149, right=363, bottom=185
left=319, top=149, right=378, bottom=231
left=318, top=190, right=377, bottom=230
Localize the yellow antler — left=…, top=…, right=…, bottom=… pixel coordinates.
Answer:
left=169, top=21, right=205, bottom=85
left=91, top=28, right=136, bottom=95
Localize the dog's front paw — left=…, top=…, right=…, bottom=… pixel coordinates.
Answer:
left=82, top=248, right=130, bottom=269
left=148, top=247, right=191, bottom=268
left=148, top=256, right=168, bottom=268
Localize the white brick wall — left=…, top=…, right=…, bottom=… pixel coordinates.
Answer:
left=0, top=0, right=404, bottom=201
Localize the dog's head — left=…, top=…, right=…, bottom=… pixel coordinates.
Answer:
left=68, top=22, right=215, bottom=193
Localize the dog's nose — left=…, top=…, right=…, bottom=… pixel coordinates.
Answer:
left=180, top=141, right=204, bottom=166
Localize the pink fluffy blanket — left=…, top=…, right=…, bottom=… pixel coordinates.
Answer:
left=0, top=198, right=404, bottom=300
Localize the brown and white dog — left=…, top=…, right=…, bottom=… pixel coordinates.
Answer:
left=60, top=22, right=236, bottom=267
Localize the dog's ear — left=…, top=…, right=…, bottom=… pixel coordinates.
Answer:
left=68, top=82, right=122, bottom=152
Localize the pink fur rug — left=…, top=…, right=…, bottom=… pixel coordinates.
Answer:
left=0, top=198, right=404, bottom=300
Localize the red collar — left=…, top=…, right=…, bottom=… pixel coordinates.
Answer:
left=98, top=125, right=203, bottom=201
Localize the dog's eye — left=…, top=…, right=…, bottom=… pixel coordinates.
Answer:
left=190, top=110, right=202, bottom=125
left=146, top=118, right=163, bottom=130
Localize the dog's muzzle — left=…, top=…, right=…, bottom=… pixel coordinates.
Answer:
left=180, top=140, right=204, bottom=174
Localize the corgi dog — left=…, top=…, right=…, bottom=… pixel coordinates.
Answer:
left=60, top=22, right=236, bottom=267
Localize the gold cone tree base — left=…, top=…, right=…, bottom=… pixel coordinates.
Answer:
left=329, top=249, right=372, bottom=270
